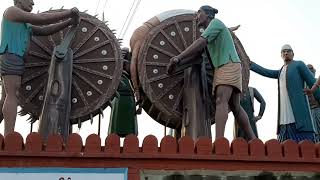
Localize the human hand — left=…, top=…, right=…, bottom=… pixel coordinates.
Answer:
left=166, top=56, right=180, bottom=74
left=134, top=90, right=142, bottom=104
left=70, top=7, right=79, bottom=17
left=253, top=115, right=262, bottom=122
left=136, top=105, right=142, bottom=115
left=304, top=84, right=319, bottom=95
left=70, top=8, right=80, bottom=26
left=134, top=90, right=143, bottom=115
left=230, top=25, right=240, bottom=32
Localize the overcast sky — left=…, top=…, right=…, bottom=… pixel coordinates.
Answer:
left=0, top=0, right=320, bottom=144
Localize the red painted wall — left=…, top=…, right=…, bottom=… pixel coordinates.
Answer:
left=0, top=132, right=319, bottom=180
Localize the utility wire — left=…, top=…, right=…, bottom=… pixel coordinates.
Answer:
left=119, top=0, right=137, bottom=38
left=120, top=0, right=142, bottom=39
left=95, top=0, right=101, bottom=14
left=102, top=0, right=109, bottom=11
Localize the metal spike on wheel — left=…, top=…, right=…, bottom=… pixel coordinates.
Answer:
left=90, top=114, right=93, bottom=124
left=99, top=108, right=104, bottom=118
left=77, top=118, right=81, bottom=129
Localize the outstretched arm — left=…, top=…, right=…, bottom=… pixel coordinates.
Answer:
left=176, top=37, right=207, bottom=62
left=166, top=37, right=207, bottom=74
left=31, top=19, right=74, bottom=36
left=229, top=25, right=240, bottom=32
left=5, top=6, right=78, bottom=25
left=250, top=62, right=279, bottom=79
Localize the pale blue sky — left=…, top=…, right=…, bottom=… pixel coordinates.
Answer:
left=0, top=0, right=319, bottom=144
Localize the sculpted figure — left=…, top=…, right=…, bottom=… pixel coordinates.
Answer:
left=251, top=44, right=319, bottom=143
left=304, top=64, right=320, bottom=141
left=167, top=5, right=256, bottom=140
left=0, top=0, right=79, bottom=136
left=108, top=47, right=138, bottom=137
left=234, top=86, right=266, bottom=140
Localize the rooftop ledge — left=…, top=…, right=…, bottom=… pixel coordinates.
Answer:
left=0, top=132, right=319, bottom=173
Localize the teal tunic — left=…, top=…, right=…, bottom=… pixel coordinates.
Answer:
left=0, top=18, right=32, bottom=56
left=201, top=18, right=240, bottom=68
left=108, top=74, right=138, bottom=137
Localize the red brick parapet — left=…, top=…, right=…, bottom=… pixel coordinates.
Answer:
left=0, top=132, right=319, bottom=179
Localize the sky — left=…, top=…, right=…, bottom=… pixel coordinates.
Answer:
left=0, top=0, right=320, bottom=145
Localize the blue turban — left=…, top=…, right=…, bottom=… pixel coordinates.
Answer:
left=199, top=5, right=218, bottom=19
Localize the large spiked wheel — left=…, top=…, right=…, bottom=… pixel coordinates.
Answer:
left=138, top=14, right=213, bottom=129
left=18, top=11, right=123, bottom=124
left=138, top=14, right=250, bottom=129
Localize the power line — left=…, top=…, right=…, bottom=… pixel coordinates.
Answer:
left=120, top=0, right=142, bottom=39
left=102, top=0, right=109, bottom=11
left=119, top=0, right=137, bottom=38
left=95, top=0, right=101, bottom=14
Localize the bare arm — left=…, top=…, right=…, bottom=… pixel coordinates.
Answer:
left=167, top=37, right=206, bottom=74
left=176, top=37, right=207, bottom=62
left=253, top=88, right=266, bottom=117
left=5, top=6, right=76, bottom=25
left=304, top=76, right=320, bottom=95
left=31, top=19, right=74, bottom=36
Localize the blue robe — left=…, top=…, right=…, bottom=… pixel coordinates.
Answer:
left=250, top=60, right=320, bottom=133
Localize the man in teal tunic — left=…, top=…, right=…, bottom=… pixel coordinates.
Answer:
left=250, top=44, right=319, bottom=142
left=167, top=5, right=256, bottom=140
left=0, top=0, right=79, bottom=136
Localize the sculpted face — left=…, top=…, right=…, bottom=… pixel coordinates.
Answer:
left=196, top=9, right=209, bottom=27
left=281, top=49, right=294, bottom=61
left=17, top=0, right=34, bottom=12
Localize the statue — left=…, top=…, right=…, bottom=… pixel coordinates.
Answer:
left=8, top=8, right=123, bottom=140
left=132, top=8, right=252, bottom=140
left=0, top=0, right=79, bottom=136
left=166, top=6, right=256, bottom=140
left=250, top=44, right=319, bottom=143
left=234, top=86, right=266, bottom=140
left=108, top=47, right=138, bottom=137
left=130, top=10, right=214, bottom=140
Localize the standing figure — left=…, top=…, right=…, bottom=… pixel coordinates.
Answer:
left=304, top=64, right=320, bottom=141
left=108, top=47, right=138, bottom=137
left=167, top=5, right=256, bottom=140
left=0, top=0, right=79, bottom=136
left=234, top=87, right=266, bottom=140
left=250, top=44, right=319, bottom=143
